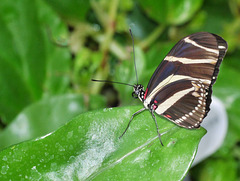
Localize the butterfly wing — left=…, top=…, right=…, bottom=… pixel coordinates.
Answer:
left=143, top=32, right=227, bottom=128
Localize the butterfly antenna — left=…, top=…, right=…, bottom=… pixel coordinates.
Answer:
left=91, top=79, right=134, bottom=87
left=129, top=29, right=138, bottom=84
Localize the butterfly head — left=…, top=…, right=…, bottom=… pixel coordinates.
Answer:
left=132, top=84, right=145, bottom=102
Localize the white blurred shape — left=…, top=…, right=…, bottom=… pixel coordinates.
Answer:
left=192, top=96, right=228, bottom=166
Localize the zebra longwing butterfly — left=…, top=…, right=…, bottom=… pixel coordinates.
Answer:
left=93, top=31, right=228, bottom=145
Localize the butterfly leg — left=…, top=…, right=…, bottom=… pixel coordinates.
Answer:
left=119, top=108, right=146, bottom=139
left=151, top=110, right=164, bottom=146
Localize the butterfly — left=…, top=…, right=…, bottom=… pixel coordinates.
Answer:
left=93, top=31, right=228, bottom=145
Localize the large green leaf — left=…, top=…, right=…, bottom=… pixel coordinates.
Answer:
left=137, top=0, right=203, bottom=25
left=0, top=94, right=106, bottom=150
left=0, top=0, right=70, bottom=123
left=0, top=0, right=46, bottom=122
left=0, top=106, right=206, bottom=180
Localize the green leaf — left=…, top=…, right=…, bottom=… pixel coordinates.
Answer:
left=0, top=0, right=71, bottom=123
left=37, top=0, right=71, bottom=96
left=126, top=5, right=157, bottom=39
left=191, top=157, right=237, bottom=181
left=0, top=0, right=46, bottom=122
left=43, top=0, right=90, bottom=21
left=44, top=45, right=70, bottom=95
left=0, top=106, right=206, bottom=180
left=200, top=0, right=232, bottom=34
left=137, top=0, right=203, bottom=25
left=0, top=94, right=106, bottom=150
left=0, top=0, right=46, bottom=100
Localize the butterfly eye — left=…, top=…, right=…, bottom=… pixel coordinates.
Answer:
left=132, top=92, right=138, bottom=99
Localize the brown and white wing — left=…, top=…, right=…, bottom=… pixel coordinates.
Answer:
left=143, top=32, right=227, bottom=128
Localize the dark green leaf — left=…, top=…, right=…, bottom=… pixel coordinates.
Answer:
left=0, top=0, right=71, bottom=123
left=37, top=0, right=71, bottom=95
left=0, top=0, right=46, bottom=122
left=0, top=106, right=205, bottom=180
left=191, top=157, right=237, bottom=181
left=137, top=0, right=203, bottom=25
left=200, top=0, right=232, bottom=34
left=44, top=0, right=90, bottom=21
left=127, top=5, right=157, bottom=39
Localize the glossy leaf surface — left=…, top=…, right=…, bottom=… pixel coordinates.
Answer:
left=0, top=106, right=206, bottom=180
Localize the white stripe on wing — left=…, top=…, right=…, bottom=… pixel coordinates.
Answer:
left=165, top=56, right=217, bottom=64
left=184, top=37, right=219, bottom=55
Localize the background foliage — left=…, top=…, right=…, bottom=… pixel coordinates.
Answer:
left=0, top=0, right=240, bottom=180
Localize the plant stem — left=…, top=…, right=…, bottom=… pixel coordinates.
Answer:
left=138, top=25, right=166, bottom=50
left=94, top=34, right=128, bottom=61
left=101, top=0, right=119, bottom=53
left=90, top=0, right=120, bottom=94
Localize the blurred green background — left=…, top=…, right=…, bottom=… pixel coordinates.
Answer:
left=0, top=0, right=240, bottom=180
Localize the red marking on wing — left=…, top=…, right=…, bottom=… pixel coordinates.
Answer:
left=164, top=114, right=172, bottom=118
left=154, top=100, right=157, bottom=104
left=144, top=88, right=148, bottom=100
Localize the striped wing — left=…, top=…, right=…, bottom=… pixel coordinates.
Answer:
left=143, top=32, right=227, bottom=129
